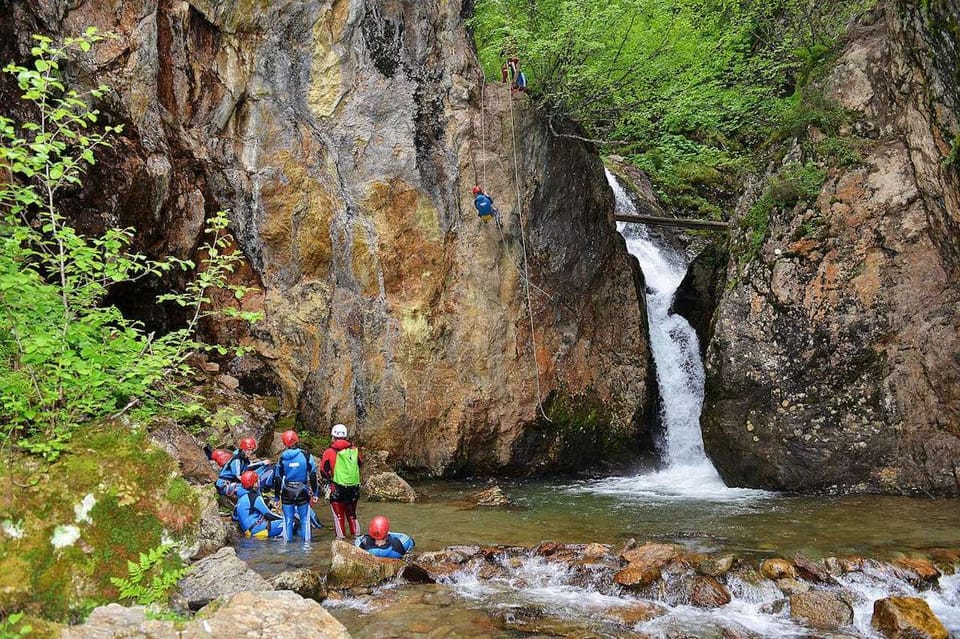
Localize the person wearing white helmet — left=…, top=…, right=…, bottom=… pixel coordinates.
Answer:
left=320, top=423, right=363, bottom=539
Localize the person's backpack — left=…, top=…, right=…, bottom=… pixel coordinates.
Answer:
left=332, top=447, right=360, bottom=486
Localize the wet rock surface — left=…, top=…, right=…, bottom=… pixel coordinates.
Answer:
left=189, top=484, right=229, bottom=560
left=177, top=547, right=272, bottom=610
left=702, top=4, right=960, bottom=495
left=363, top=471, right=417, bottom=503
left=468, top=485, right=513, bottom=508
left=327, top=539, right=405, bottom=590
left=789, top=590, right=855, bottom=630
left=269, top=566, right=327, bottom=601
left=0, top=0, right=651, bottom=478
left=871, top=596, right=949, bottom=639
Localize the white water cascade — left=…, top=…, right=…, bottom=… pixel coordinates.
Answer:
left=580, top=170, right=761, bottom=500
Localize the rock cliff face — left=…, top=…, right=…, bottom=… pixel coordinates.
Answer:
left=0, top=1, right=651, bottom=474
left=702, top=3, right=960, bottom=494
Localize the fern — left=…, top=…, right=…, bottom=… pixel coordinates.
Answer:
left=109, top=543, right=188, bottom=606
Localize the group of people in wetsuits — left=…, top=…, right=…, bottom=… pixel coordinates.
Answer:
left=210, top=423, right=412, bottom=558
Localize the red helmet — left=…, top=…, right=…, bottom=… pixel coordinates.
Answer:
left=368, top=515, right=390, bottom=540
left=281, top=430, right=299, bottom=447
left=239, top=437, right=257, bottom=452
left=240, top=470, right=259, bottom=489
left=211, top=449, right=231, bottom=467
left=472, top=185, right=483, bottom=195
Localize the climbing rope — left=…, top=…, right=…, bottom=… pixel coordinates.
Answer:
left=507, top=87, right=551, bottom=422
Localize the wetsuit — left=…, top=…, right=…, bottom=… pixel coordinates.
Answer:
left=273, top=446, right=319, bottom=542
left=357, top=534, right=408, bottom=559
left=216, top=450, right=249, bottom=497
left=233, top=489, right=283, bottom=538
left=321, top=439, right=362, bottom=538
left=474, top=193, right=497, bottom=221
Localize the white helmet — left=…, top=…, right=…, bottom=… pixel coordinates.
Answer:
left=331, top=423, right=348, bottom=438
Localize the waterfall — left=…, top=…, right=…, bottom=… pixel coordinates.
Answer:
left=578, top=171, right=761, bottom=500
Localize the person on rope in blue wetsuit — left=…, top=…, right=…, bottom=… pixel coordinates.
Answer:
left=473, top=185, right=500, bottom=223
left=356, top=516, right=414, bottom=559
left=216, top=437, right=257, bottom=498
left=233, top=470, right=284, bottom=538
left=272, top=429, right=320, bottom=542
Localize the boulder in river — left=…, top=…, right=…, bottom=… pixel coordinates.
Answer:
left=696, top=553, right=735, bottom=578
left=689, top=575, right=732, bottom=608
left=468, top=485, right=513, bottom=507
left=789, top=590, right=854, bottom=630
left=890, top=557, right=941, bottom=589
left=177, top=546, right=272, bottom=610
left=619, top=542, right=684, bottom=569
left=269, top=566, right=327, bottom=601
left=327, top=539, right=404, bottom=590
left=364, top=471, right=417, bottom=502
left=760, top=557, right=797, bottom=580
left=871, top=597, right=948, bottom=639
left=614, top=562, right=661, bottom=588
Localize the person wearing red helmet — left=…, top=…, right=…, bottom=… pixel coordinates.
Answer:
left=472, top=186, right=499, bottom=223
left=215, top=437, right=257, bottom=498
left=273, top=429, right=319, bottom=543
left=356, top=515, right=414, bottom=559
left=320, top=423, right=363, bottom=539
left=233, top=470, right=283, bottom=538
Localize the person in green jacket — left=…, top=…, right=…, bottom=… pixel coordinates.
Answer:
left=320, top=423, right=363, bottom=539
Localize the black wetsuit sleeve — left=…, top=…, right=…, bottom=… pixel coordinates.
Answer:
left=358, top=535, right=375, bottom=550
left=309, top=454, right=319, bottom=494
left=389, top=536, right=407, bottom=556
left=273, top=461, right=283, bottom=500
left=255, top=494, right=281, bottom=521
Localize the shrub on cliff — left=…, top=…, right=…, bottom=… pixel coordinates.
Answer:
left=0, top=31, right=260, bottom=459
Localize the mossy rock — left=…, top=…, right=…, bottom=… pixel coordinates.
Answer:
left=0, top=422, right=200, bottom=621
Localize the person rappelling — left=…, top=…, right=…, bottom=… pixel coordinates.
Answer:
left=473, top=185, right=500, bottom=223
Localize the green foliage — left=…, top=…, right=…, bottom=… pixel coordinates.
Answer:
left=471, top=0, right=874, bottom=216
left=944, top=131, right=960, bottom=169
left=108, top=543, right=188, bottom=607
left=0, top=32, right=262, bottom=458
left=738, top=162, right=826, bottom=263
left=0, top=613, right=32, bottom=639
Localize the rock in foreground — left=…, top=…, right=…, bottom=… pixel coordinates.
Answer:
left=177, top=547, right=272, bottom=610
left=327, top=540, right=405, bottom=590
left=871, top=597, right=948, bottom=639
left=61, top=590, right=350, bottom=638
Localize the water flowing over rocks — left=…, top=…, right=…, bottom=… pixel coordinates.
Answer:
left=61, top=591, right=350, bottom=639
left=701, top=2, right=960, bottom=494
left=0, top=0, right=651, bottom=478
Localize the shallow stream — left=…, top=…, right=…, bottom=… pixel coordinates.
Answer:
left=237, top=480, right=960, bottom=638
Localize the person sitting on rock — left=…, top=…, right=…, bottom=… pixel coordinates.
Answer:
left=273, top=429, right=319, bottom=543
left=215, top=437, right=257, bottom=498
left=356, top=516, right=414, bottom=559
left=472, top=185, right=499, bottom=223
left=321, top=423, right=363, bottom=539
left=233, top=471, right=284, bottom=538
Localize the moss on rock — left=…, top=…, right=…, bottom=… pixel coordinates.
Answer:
left=0, top=422, right=199, bottom=621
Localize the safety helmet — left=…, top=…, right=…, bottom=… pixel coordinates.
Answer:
left=472, top=185, right=483, bottom=195
left=211, top=449, right=232, bottom=467
left=281, top=430, right=299, bottom=447
left=239, top=437, right=257, bottom=452
left=331, top=424, right=348, bottom=439
left=240, top=470, right=259, bottom=489
left=368, top=515, right=390, bottom=540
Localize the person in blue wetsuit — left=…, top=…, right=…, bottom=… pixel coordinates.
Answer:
left=473, top=185, right=499, bottom=223
left=356, top=516, right=414, bottom=559
left=216, top=437, right=257, bottom=498
left=272, top=429, right=319, bottom=542
left=233, top=471, right=284, bottom=538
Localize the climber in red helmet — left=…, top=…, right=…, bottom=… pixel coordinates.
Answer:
left=472, top=185, right=499, bottom=223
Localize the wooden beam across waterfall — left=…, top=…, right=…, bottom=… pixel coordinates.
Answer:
left=614, top=214, right=730, bottom=231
